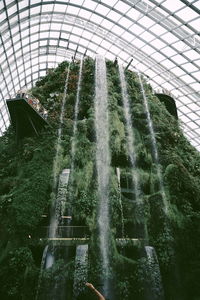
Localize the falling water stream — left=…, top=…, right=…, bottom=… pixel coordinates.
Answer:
left=95, top=55, right=111, bottom=297
left=35, top=245, right=49, bottom=300
left=65, top=58, right=83, bottom=244
left=57, top=169, right=71, bottom=220
left=71, top=58, right=83, bottom=167
left=35, top=59, right=167, bottom=300
left=52, top=64, right=71, bottom=192
left=138, top=72, right=168, bottom=213
left=73, top=245, right=88, bottom=299
left=119, top=64, right=141, bottom=203
left=35, top=64, right=71, bottom=300
left=116, top=167, right=125, bottom=238
left=145, top=246, right=165, bottom=300
left=49, top=63, right=71, bottom=239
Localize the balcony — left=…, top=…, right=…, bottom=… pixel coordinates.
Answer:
left=6, top=94, right=48, bottom=141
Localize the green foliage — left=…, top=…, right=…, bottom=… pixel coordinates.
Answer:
left=0, top=246, right=38, bottom=299
left=0, top=57, right=200, bottom=300
left=164, top=163, right=200, bottom=212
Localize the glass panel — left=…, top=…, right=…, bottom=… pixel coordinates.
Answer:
left=176, top=7, right=199, bottom=21
left=42, top=4, right=54, bottom=12
left=7, top=4, right=17, bottom=16
left=142, top=44, right=155, bottom=55
left=30, top=25, right=39, bottom=34
left=0, top=1, right=4, bottom=10
left=31, top=6, right=41, bottom=15
left=96, top=3, right=110, bottom=15
left=90, top=13, right=104, bottom=23
left=162, top=0, right=185, bottom=11
left=161, top=46, right=177, bottom=56
left=129, top=23, right=144, bottom=35
left=107, top=10, right=121, bottom=21
left=126, top=7, right=141, bottom=20
left=118, top=17, right=133, bottom=28
left=83, top=0, right=97, bottom=10
left=184, top=49, right=199, bottom=60
left=67, top=5, right=80, bottom=15
left=20, top=10, right=29, bottom=19
left=101, top=0, right=118, bottom=6
left=114, top=1, right=130, bottom=13
left=182, top=62, right=198, bottom=72
left=161, top=59, right=176, bottom=69
left=171, top=54, right=188, bottom=64
left=151, top=52, right=165, bottom=62
left=70, top=0, right=84, bottom=5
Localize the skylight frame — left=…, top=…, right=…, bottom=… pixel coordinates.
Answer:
left=0, top=0, right=199, bottom=150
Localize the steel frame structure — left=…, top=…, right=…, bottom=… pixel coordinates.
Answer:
left=0, top=0, right=199, bottom=149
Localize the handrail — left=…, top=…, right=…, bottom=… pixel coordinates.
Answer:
left=13, top=91, right=48, bottom=119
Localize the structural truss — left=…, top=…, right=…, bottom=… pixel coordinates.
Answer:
left=0, top=0, right=200, bottom=149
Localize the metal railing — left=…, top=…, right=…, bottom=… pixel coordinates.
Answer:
left=39, top=226, right=90, bottom=238
left=13, top=91, right=48, bottom=119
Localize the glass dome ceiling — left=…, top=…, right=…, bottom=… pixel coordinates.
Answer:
left=0, top=0, right=200, bottom=149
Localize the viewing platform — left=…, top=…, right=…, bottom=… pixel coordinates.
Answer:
left=36, top=237, right=147, bottom=247
left=6, top=94, right=48, bottom=141
left=32, top=225, right=147, bottom=247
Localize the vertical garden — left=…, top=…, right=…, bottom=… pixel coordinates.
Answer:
left=0, top=57, right=200, bottom=300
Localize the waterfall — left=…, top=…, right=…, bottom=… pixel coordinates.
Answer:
left=45, top=248, right=54, bottom=269
left=55, top=168, right=71, bottom=241
left=145, top=246, right=165, bottom=300
left=71, top=58, right=83, bottom=165
left=35, top=66, right=71, bottom=300
left=119, top=64, right=140, bottom=203
left=73, top=245, right=88, bottom=299
left=56, top=168, right=71, bottom=221
left=49, top=64, right=71, bottom=239
left=67, top=58, right=83, bottom=222
left=49, top=169, right=70, bottom=238
left=40, top=60, right=82, bottom=298
left=116, top=167, right=125, bottom=238
left=60, top=58, right=83, bottom=242
left=95, top=55, right=111, bottom=295
left=52, top=64, right=71, bottom=191
left=138, top=73, right=168, bottom=213
left=35, top=245, right=49, bottom=300
left=35, top=168, right=71, bottom=300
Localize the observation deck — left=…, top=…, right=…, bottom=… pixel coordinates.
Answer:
left=6, top=95, right=48, bottom=141
left=32, top=225, right=146, bottom=247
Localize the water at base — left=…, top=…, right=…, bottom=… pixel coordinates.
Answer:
left=73, top=245, right=88, bottom=299
left=95, top=55, right=111, bottom=296
left=118, top=64, right=141, bottom=203
left=45, top=249, right=55, bottom=269
left=35, top=245, right=49, bottom=300
left=145, top=246, right=165, bottom=300
left=138, top=72, right=168, bottom=213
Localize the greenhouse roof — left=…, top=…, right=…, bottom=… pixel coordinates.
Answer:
left=0, top=0, right=200, bottom=149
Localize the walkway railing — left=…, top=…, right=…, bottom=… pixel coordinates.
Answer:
left=13, top=91, right=48, bottom=119
left=38, top=226, right=90, bottom=238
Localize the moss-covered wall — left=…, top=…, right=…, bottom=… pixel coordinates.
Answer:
left=0, top=58, right=200, bottom=300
